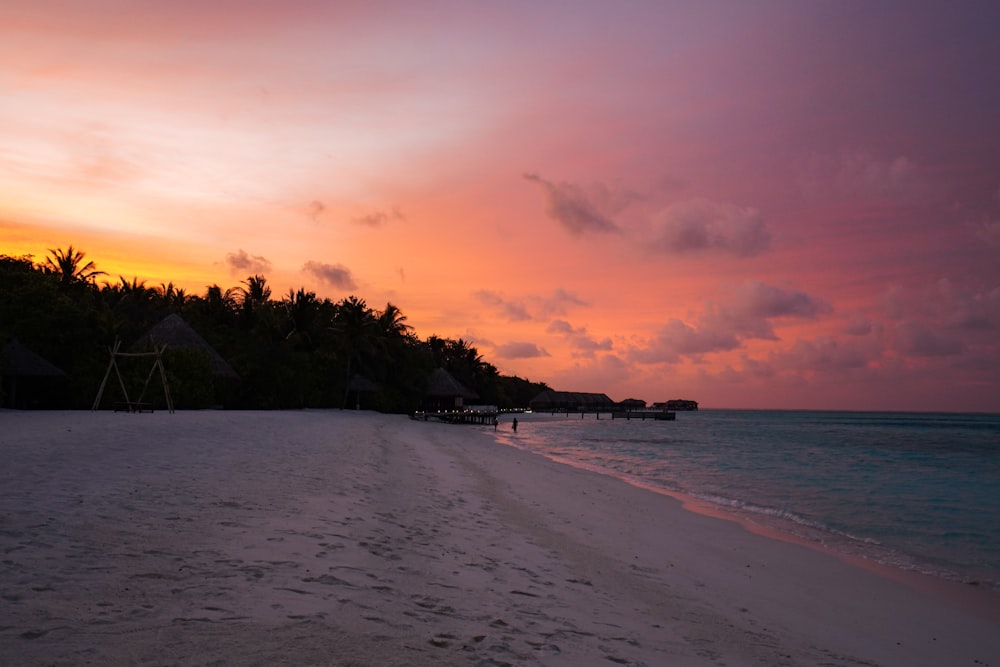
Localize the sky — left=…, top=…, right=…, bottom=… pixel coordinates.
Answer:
left=3, top=1, right=1000, bottom=412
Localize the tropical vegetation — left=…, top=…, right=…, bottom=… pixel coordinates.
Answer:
left=0, top=248, right=548, bottom=411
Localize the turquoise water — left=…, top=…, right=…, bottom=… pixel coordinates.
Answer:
left=494, top=410, right=1000, bottom=590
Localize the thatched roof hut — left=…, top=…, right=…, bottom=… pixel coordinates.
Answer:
left=422, top=367, right=478, bottom=411
left=529, top=389, right=615, bottom=412
left=2, top=339, right=66, bottom=408
left=133, top=314, right=239, bottom=379
left=346, top=374, right=380, bottom=410
left=2, top=339, right=65, bottom=378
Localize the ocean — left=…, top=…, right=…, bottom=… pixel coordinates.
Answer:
left=494, top=410, right=1000, bottom=591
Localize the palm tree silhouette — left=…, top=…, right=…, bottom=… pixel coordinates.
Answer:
left=238, top=274, right=271, bottom=327
left=282, top=288, right=321, bottom=344
left=377, top=302, right=412, bottom=340
left=332, top=295, right=378, bottom=407
left=43, top=246, right=105, bottom=288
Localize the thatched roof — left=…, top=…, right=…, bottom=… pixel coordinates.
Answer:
left=1, top=339, right=65, bottom=377
left=133, top=314, right=239, bottom=379
left=425, top=367, right=478, bottom=400
left=529, top=389, right=615, bottom=409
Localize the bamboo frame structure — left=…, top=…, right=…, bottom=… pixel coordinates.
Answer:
left=92, top=339, right=174, bottom=413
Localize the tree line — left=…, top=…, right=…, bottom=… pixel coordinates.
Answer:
left=0, top=247, right=549, bottom=411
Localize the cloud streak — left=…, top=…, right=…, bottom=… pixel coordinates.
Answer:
left=629, top=281, right=831, bottom=364
left=648, top=199, right=771, bottom=257
left=494, top=341, right=550, bottom=359
left=547, top=319, right=612, bottom=357
left=302, top=261, right=357, bottom=291
left=523, top=173, right=624, bottom=236
left=225, top=249, right=272, bottom=276
left=353, top=207, right=405, bottom=227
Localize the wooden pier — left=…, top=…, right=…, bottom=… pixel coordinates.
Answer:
left=411, top=409, right=499, bottom=425
left=411, top=408, right=677, bottom=425
left=612, top=410, right=676, bottom=421
left=536, top=409, right=677, bottom=421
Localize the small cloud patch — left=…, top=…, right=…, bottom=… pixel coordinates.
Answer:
left=225, top=249, right=272, bottom=276
left=303, top=261, right=357, bottom=290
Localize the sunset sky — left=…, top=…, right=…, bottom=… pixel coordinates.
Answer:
left=3, top=1, right=999, bottom=412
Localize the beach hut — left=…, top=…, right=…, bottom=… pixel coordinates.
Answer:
left=133, top=314, right=239, bottom=380
left=422, top=367, right=479, bottom=412
left=94, top=314, right=240, bottom=411
left=653, top=399, right=699, bottom=411
left=618, top=398, right=647, bottom=411
left=529, top=389, right=615, bottom=413
left=1, top=339, right=66, bottom=408
left=346, top=373, right=380, bottom=410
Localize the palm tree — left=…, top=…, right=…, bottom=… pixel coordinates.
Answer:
left=331, top=295, right=378, bottom=407
left=156, top=282, right=187, bottom=310
left=205, top=284, right=237, bottom=316
left=240, top=275, right=271, bottom=306
left=238, top=274, right=271, bottom=328
left=425, top=336, right=497, bottom=400
left=282, top=288, right=321, bottom=344
left=43, top=246, right=105, bottom=288
left=376, top=302, right=412, bottom=340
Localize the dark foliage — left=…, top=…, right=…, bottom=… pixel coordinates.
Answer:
left=1, top=249, right=549, bottom=411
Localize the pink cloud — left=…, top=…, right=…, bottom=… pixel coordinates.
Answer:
left=302, top=261, right=357, bottom=291
left=306, top=200, right=326, bottom=222
left=648, top=199, right=771, bottom=257
left=546, top=319, right=613, bottom=357
left=224, top=249, right=271, bottom=276
left=494, top=341, right=549, bottom=359
left=773, top=337, right=875, bottom=372
left=935, top=280, right=1000, bottom=332
left=628, top=281, right=831, bottom=364
left=893, top=321, right=964, bottom=358
left=472, top=290, right=532, bottom=321
left=523, top=173, right=626, bottom=236
left=534, top=288, right=589, bottom=317
left=843, top=316, right=875, bottom=336
left=735, top=281, right=831, bottom=319
left=353, top=207, right=405, bottom=227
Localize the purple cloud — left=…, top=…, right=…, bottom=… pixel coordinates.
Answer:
left=649, top=199, right=771, bottom=257
left=473, top=289, right=532, bottom=321
left=523, top=172, right=623, bottom=236
left=894, top=321, right=964, bottom=358
left=735, top=281, right=831, bottom=319
left=494, top=341, right=550, bottom=359
left=225, top=249, right=272, bottom=275
left=535, top=288, right=589, bottom=317
left=843, top=317, right=875, bottom=336
left=547, top=319, right=612, bottom=356
left=353, top=206, right=405, bottom=227
left=307, top=200, right=326, bottom=222
left=777, top=337, right=874, bottom=371
left=628, top=281, right=831, bottom=364
left=302, top=260, right=357, bottom=290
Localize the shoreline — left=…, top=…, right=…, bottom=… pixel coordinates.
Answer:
left=516, top=440, right=1000, bottom=600
left=496, top=410, right=1000, bottom=597
left=2, top=409, right=999, bottom=666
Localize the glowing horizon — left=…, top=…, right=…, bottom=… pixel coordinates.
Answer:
left=3, top=1, right=999, bottom=412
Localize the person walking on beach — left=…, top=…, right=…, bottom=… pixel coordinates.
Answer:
left=512, top=418, right=518, bottom=432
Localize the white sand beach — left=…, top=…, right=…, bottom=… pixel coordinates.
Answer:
left=1, top=410, right=998, bottom=666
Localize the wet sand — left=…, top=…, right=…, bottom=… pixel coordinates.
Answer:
left=1, top=410, right=998, bottom=666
